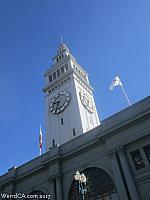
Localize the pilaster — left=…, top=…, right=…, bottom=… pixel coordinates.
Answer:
left=56, top=175, right=63, bottom=200
left=117, top=146, right=140, bottom=200
left=5, top=167, right=17, bottom=193
left=109, top=150, right=128, bottom=200
left=49, top=176, right=56, bottom=200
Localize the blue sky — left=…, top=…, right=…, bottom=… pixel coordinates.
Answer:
left=0, top=0, right=150, bottom=175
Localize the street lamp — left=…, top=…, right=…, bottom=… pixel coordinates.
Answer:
left=74, top=170, right=87, bottom=200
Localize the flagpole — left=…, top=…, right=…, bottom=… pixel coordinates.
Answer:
left=39, top=125, right=42, bottom=156
left=39, top=148, right=42, bottom=156
left=120, top=84, right=131, bottom=106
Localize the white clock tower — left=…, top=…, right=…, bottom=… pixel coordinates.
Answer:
left=43, top=42, right=100, bottom=151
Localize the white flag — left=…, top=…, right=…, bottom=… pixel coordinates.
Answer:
left=109, top=76, right=122, bottom=90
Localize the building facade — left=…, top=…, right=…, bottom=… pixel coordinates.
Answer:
left=0, top=44, right=150, bottom=200
left=0, top=96, right=150, bottom=200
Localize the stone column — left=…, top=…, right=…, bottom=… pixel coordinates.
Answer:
left=109, top=150, right=128, bottom=200
left=4, top=182, right=14, bottom=194
left=111, top=193, right=119, bottom=200
left=117, top=146, right=140, bottom=200
left=56, top=175, right=62, bottom=200
left=49, top=177, right=56, bottom=200
left=5, top=167, right=17, bottom=194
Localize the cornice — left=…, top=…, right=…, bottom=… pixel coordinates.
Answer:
left=95, top=96, right=150, bottom=140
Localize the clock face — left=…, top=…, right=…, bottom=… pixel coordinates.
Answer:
left=50, top=91, right=70, bottom=114
left=79, top=91, right=95, bottom=113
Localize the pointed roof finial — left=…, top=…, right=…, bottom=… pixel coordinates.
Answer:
left=60, top=35, right=63, bottom=44
left=57, top=37, right=70, bottom=54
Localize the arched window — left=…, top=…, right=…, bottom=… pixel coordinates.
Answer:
left=26, top=190, right=47, bottom=200
left=68, top=167, right=117, bottom=200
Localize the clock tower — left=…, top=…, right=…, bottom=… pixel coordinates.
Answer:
left=43, top=42, right=100, bottom=151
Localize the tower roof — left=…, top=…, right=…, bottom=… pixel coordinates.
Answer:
left=57, top=43, right=70, bottom=54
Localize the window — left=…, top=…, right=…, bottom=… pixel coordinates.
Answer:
left=49, top=75, right=52, bottom=83
left=61, top=118, right=64, bottom=125
left=57, top=69, right=60, bottom=78
left=83, top=75, right=87, bottom=81
left=69, top=167, right=116, bottom=200
left=143, top=144, right=150, bottom=164
left=52, top=139, right=55, bottom=147
left=57, top=58, right=59, bottom=62
left=65, top=64, right=68, bottom=72
left=72, top=128, right=76, bottom=136
left=53, top=72, right=56, bottom=80
left=61, top=66, right=64, bottom=74
left=80, top=71, right=83, bottom=77
left=130, top=150, right=145, bottom=170
left=76, top=67, right=79, bottom=73
left=89, top=116, right=93, bottom=125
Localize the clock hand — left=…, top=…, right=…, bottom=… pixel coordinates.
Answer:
left=56, top=101, right=61, bottom=111
left=53, top=101, right=60, bottom=110
left=53, top=100, right=60, bottom=104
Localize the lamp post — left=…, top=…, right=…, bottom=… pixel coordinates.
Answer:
left=74, top=171, right=87, bottom=200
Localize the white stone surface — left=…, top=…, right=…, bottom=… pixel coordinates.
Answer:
left=44, top=43, right=100, bottom=150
